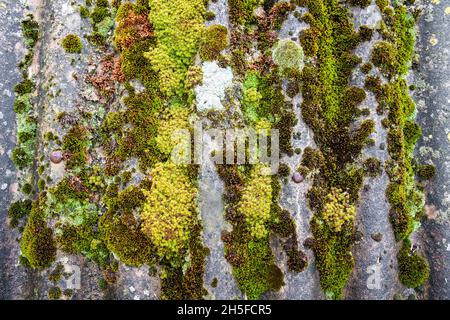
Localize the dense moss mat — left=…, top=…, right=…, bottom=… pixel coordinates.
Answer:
left=297, top=0, right=373, bottom=299
left=397, top=241, right=429, bottom=289
left=20, top=194, right=56, bottom=269
left=218, top=165, right=284, bottom=299
left=217, top=1, right=308, bottom=299
left=108, top=0, right=207, bottom=297
left=144, top=0, right=205, bottom=97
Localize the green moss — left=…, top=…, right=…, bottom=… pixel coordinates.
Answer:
left=347, top=0, right=371, bottom=7
left=417, top=164, right=436, bottom=180
left=277, top=163, right=290, bottom=178
left=371, top=41, right=398, bottom=78
left=361, top=62, right=373, bottom=74
left=390, top=6, right=416, bottom=76
left=48, top=263, right=64, bottom=282
left=87, top=32, right=107, bottom=46
left=403, top=120, right=421, bottom=147
left=21, top=15, right=39, bottom=48
left=322, top=188, right=356, bottom=233
left=63, top=289, right=74, bottom=298
left=13, top=94, right=33, bottom=114
left=62, top=124, right=89, bottom=169
left=141, top=163, right=197, bottom=264
left=107, top=90, right=164, bottom=171
left=145, top=0, right=205, bottom=96
left=80, top=5, right=90, bottom=18
left=363, top=157, right=382, bottom=178
left=300, top=28, right=319, bottom=57
left=229, top=0, right=260, bottom=26
left=359, top=25, right=373, bottom=42
left=311, top=216, right=354, bottom=299
left=200, top=24, right=228, bottom=61
left=48, top=286, right=62, bottom=300
left=239, top=165, right=272, bottom=239
left=8, top=199, right=32, bottom=229
left=99, top=209, right=155, bottom=267
left=177, top=226, right=209, bottom=299
left=14, top=79, right=35, bottom=95
left=379, top=76, right=422, bottom=241
left=230, top=238, right=283, bottom=300
left=62, top=34, right=83, bottom=54
left=96, top=16, right=114, bottom=37
left=155, top=107, right=191, bottom=156
left=397, top=242, right=429, bottom=288
left=22, top=183, right=33, bottom=195
left=376, top=0, right=389, bottom=11
left=20, top=195, right=56, bottom=269
left=12, top=146, right=34, bottom=169
left=297, top=0, right=372, bottom=299
left=91, top=6, right=110, bottom=24
left=96, top=0, right=109, bottom=7
left=218, top=165, right=284, bottom=299
left=204, top=11, right=216, bottom=21
left=38, top=179, right=46, bottom=190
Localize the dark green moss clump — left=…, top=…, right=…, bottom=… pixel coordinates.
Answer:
left=363, top=157, right=382, bottom=178
left=369, top=4, right=430, bottom=281
left=90, top=6, right=110, bottom=24
left=217, top=165, right=287, bottom=299
left=361, top=62, right=373, bottom=74
left=21, top=15, right=39, bottom=48
left=62, top=34, right=83, bottom=54
left=48, top=286, right=62, bottom=300
left=62, top=125, right=89, bottom=169
left=296, top=0, right=375, bottom=298
left=347, top=0, right=371, bottom=7
left=371, top=41, right=397, bottom=78
left=200, top=25, right=228, bottom=61
left=14, top=79, right=35, bottom=95
left=161, top=226, right=209, bottom=300
left=12, top=146, right=34, bottom=170
left=376, top=0, right=389, bottom=11
left=22, top=183, right=33, bottom=195
left=80, top=5, right=90, bottom=18
left=311, top=218, right=355, bottom=299
left=397, top=243, right=429, bottom=288
left=98, top=182, right=156, bottom=267
left=8, top=199, right=32, bottom=229
left=229, top=0, right=259, bottom=26
left=416, top=164, right=436, bottom=180
left=99, top=209, right=155, bottom=266
left=359, top=26, right=374, bottom=42
left=20, top=195, right=57, bottom=269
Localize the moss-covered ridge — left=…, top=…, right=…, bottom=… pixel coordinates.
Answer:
left=215, top=2, right=308, bottom=300
left=368, top=2, right=429, bottom=289
left=299, top=0, right=374, bottom=299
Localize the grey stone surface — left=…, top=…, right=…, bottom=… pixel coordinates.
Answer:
left=345, top=4, right=405, bottom=299
left=413, top=0, right=450, bottom=300
left=0, top=0, right=31, bottom=300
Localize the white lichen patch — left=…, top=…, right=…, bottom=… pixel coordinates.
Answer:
left=195, top=61, right=233, bottom=112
